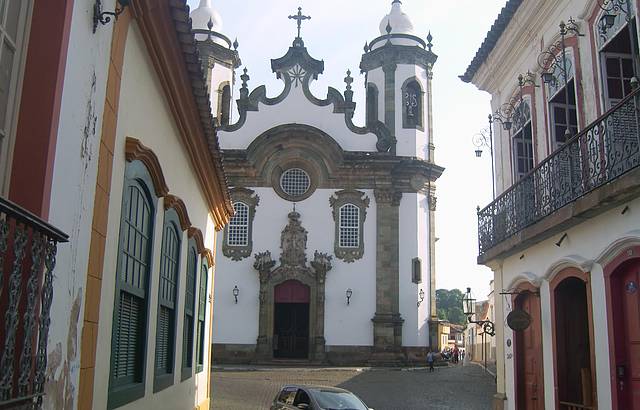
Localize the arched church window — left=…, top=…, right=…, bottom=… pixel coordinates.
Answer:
left=280, top=168, right=310, bottom=198
left=402, top=79, right=424, bottom=130
left=330, top=190, right=370, bottom=263
left=222, top=188, right=259, bottom=261
left=339, top=204, right=360, bottom=248
left=219, top=84, right=231, bottom=125
left=366, top=83, right=379, bottom=126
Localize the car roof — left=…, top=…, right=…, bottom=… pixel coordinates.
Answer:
left=282, top=385, right=352, bottom=394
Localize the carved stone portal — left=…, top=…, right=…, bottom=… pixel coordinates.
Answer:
left=254, top=211, right=332, bottom=362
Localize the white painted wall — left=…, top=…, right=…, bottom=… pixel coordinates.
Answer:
left=398, top=193, right=430, bottom=347
left=45, top=0, right=113, bottom=408
left=218, top=80, right=379, bottom=152
left=497, top=197, right=640, bottom=410
left=92, top=23, right=216, bottom=410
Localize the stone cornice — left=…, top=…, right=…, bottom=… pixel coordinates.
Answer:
left=125, top=137, right=170, bottom=197
left=130, top=0, right=232, bottom=231
left=374, top=189, right=402, bottom=206
left=360, top=44, right=437, bottom=72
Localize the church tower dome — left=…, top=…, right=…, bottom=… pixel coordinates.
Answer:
left=191, top=0, right=223, bottom=33
left=379, top=0, right=415, bottom=36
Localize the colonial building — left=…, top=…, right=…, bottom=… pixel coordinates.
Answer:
left=0, top=1, right=232, bottom=410
left=200, top=0, right=444, bottom=365
left=462, top=0, right=640, bottom=409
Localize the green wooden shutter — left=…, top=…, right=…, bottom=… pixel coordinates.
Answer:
left=182, top=245, right=197, bottom=379
left=196, top=262, right=208, bottom=372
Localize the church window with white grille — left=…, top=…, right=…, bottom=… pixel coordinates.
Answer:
left=280, top=168, right=310, bottom=198
left=228, top=202, right=249, bottom=246
left=339, top=204, right=360, bottom=248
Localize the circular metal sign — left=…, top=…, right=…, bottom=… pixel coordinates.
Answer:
left=507, top=309, right=532, bottom=331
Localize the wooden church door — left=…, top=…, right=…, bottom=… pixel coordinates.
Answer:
left=514, top=291, right=544, bottom=410
left=612, top=259, right=640, bottom=409
left=273, top=280, right=310, bottom=359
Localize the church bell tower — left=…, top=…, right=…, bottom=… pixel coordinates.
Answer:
left=360, top=0, right=441, bottom=357
left=191, top=0, right=241, bottom=126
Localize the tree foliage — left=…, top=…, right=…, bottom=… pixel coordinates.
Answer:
left=436, top=288, right=466, bottom=325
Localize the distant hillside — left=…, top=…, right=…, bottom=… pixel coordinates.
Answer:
left=436, top=288, right=466, bottom=326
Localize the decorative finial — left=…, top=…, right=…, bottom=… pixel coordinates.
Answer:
left=233, top=38, right=239, bottom=50
left=240, top=68, right=250, bottom=99
left=364, top=41, right=369, bottom=53
left=386, top=19, right=392, bottom=35
left=392, top=0, right=402, bottom=4
left=207, top=17, right=214, bottom=31
left=427, top=31, right=433, bottom=52
left=288, top=6, right=311, bottom=39
left=344, top=69, right=354, bottom=102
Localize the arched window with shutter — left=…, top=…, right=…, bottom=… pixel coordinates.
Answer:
left=181, top=242, right=198, bottom=380
left=108, top=161, right=158, bottom=408
left=402, top=78, right=424, bottom=130
left=330, top=190, right=370, bottom=263
left=196, top=260, right=209, bottom=373
left=339, top=204, right=360, bottom=248
left=153, top=208, right=181, bottom=392
left=223, top=188, right=259, bottom=261
left=219, top=84, right=231, bottom=125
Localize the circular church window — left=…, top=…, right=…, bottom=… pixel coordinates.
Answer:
left=280, top=168, right=311, bottom=198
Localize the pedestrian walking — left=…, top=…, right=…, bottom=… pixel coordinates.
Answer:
left=426, top=349, right=435, bottom=372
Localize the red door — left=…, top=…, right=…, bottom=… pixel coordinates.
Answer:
left=613, top=260, right=640, bottom=409
left=515, top=291, right=544, bottom=410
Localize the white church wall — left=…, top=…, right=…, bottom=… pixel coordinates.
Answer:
left=398, top=193, right=430, bottom=347
left=394, top=64, right=428, bottom=160
left=218, top=82, right=379, bottom=152
left=212, top=188, right=378, bottom=347
left=323, top=188, right=377, bottom=347
left=92, top=23, right=216, bottom=410
left=496, top=196, right=640, bottom=409
left=45, top=0, right=113, bottom=407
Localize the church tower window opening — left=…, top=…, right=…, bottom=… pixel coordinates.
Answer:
left=402, top=78, right=424, bottom=130
left=366, top=83, right=379, bottom=126
left=219, top=84, right=231, bottom=125
left=339, top=204, right=360, bottom=248
left=228, top=202, right=249, bottom=246
left=280, top=168, right=311, bottom=198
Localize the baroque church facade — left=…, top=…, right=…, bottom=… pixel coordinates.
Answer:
left=193, top=0, right=444, bottom=365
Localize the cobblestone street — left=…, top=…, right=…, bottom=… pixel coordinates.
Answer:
left=211, top=363, right=495, bottom=410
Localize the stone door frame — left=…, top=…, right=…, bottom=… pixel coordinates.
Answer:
left=256, top=266, right=326, bottom=363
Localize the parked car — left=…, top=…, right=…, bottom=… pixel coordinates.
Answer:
left=271, top=385, right=373, bottom=410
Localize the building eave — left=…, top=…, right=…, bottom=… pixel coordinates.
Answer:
left=459, top=0, right=524, bottom=84
left=130, top=0, right=233, bottom=230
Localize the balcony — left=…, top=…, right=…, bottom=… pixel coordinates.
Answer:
left=478, top=88, right=640, bottom=260
left=0, top=197, right=68, bottom=409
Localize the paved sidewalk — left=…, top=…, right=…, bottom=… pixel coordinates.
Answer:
left=211, top=363, right=495, bottom=410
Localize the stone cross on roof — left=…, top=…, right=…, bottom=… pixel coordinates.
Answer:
left=288, top=6, right=311, bottom=39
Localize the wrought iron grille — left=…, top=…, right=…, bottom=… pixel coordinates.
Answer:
left=478, top=88, right=640, bottom=255
left=0, top=197, right=68, bottom=409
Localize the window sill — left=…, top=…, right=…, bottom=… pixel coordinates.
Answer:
left=107, top=382, right=145, bottom=409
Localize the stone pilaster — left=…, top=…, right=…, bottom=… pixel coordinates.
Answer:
left=383, top=63, right=397, bottom=155
left=371, top=189, right=404, bottom=362
left=427, top=187, right=438, bottom=349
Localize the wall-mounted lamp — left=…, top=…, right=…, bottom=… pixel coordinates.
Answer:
left=232, top=285, right=239, bottom=304
left=93, top=0, right=129, bottom=33
left=346, top=288, right=353, bottom=305
left=417, top=289, right=425, bottom=307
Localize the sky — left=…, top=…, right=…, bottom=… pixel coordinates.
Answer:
left=187, top=0, right=506, bottom=299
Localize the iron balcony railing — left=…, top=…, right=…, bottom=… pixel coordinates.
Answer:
left=478, top=87, right=640, bottom=255
left=0, top=197, right=68, bottom=409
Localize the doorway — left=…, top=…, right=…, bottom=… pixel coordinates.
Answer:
left=273, top=280, right=310, bottom=359
left=553, top=275, right=595, bottom=409
left=514, top=289, right=544, bottom=410
left=610, top=258, right=640, bottom=409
